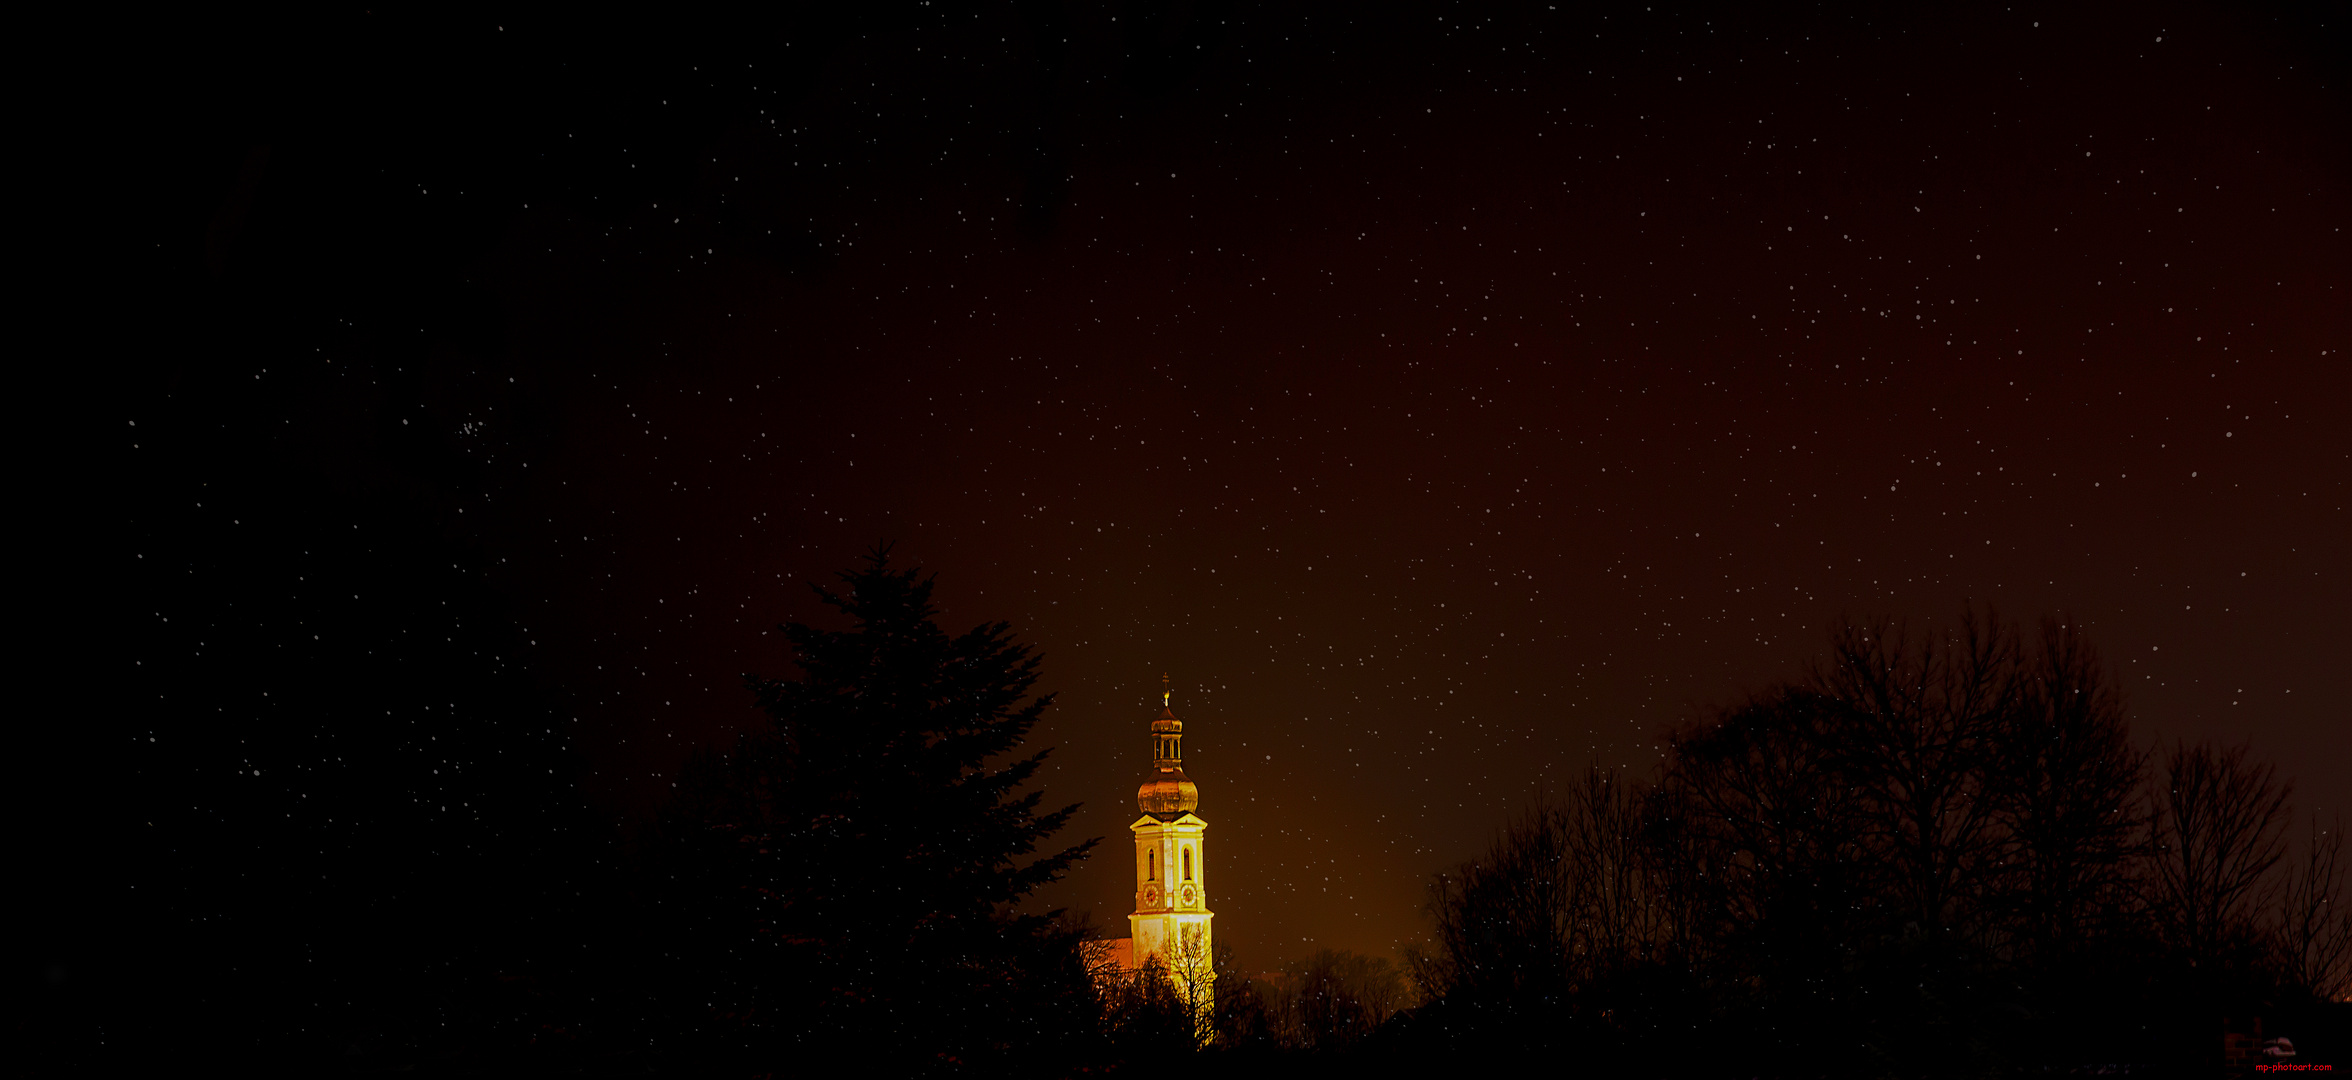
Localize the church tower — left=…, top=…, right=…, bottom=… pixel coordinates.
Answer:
left=1129, top=678, right=1215, bottom=1020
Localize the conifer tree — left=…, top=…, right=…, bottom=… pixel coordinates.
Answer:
left=662, top=546, right=1099, bottom=1072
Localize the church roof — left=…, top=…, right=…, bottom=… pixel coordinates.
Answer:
left=1131, top=811, right=1208, bottom=830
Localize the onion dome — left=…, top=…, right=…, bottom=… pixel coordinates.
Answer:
left=1136, top=686, right=1200, bottom=817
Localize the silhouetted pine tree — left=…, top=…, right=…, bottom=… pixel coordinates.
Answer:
left=655, top=546, right=1099, bottom=1074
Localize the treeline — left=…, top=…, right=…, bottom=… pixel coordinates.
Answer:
left=1094, top=946, right=1414, bottom=1060
left=76, top=539, right=2345, bottom=1078
left=1397, top=613, right=2350, bottom=1075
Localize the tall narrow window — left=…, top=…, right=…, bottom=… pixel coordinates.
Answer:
left=1148, top=849, right=1158, bottom=880
left=1182, top=848, right=1193, bottom=881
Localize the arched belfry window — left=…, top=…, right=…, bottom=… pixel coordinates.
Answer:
left=1182, top=848, right=1193, bottom=881
left=1148, top=849, right=1158, bottom=880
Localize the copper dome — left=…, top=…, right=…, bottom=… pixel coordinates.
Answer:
left=1138, top=767, right=1200, bottom=816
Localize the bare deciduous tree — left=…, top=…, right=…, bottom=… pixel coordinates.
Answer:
left=2275, top=813, right=2352, bottom=1001
left=1099, top=952, right=1197, bottom=1054
left=1667, top=613, right=2150, bottom=963
left=1278, top=950, right=1409, bottom=1051
left=1815, top=612, right=2016, bottom=945
left=1415, top=765, right=1684, bottom=1008
left=2149, top=740, right=2293, bottom=966
left=1564, top=766, right=1678, bottom=974
left=1413, top=795, right=1575, bottom=1005
left=1665, top=687, right=1871, bottom=972
left=1991, top=618, right=2148, bottom=958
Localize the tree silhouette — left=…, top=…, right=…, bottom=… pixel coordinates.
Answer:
left=1662, top=684, right=1872, bottom=1011
left=1404, top=610, right=2352, bottom=1075
left=1991, top=618, right=2148, bottom=961
left=1413, top=765, right=1683, bottom=1012
left=2276, top=813, right=2352, bottom=1001
left=1100, top=952, right=1200, bottom=1060
left=2149, top=740, right=2293, bottom=969
left=1281, top=949, right=1410, bottom=1052
left=1814, top=613, right=2015, bottom=948
left=658, top=546, right=1100, bottom=1072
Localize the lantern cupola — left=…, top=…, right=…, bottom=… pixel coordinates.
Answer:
left=1137, top=687, right=1199, bottom=817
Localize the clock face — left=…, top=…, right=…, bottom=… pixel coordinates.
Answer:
left=1141, top=883, right=1162, bottom=907
left=1180, top=884, right=1198, bottom=907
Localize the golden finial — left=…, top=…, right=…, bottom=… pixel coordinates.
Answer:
left=1161, top=671, right=1170, bottom=708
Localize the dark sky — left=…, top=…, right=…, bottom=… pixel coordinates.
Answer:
left=112, top=3, right=2346, bottom=972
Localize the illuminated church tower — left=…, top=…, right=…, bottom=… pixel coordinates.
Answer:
left=1129, top=679, right=1216, bottom=1016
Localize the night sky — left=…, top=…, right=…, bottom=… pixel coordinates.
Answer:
left=100, top=3, right=2346, bottom=978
